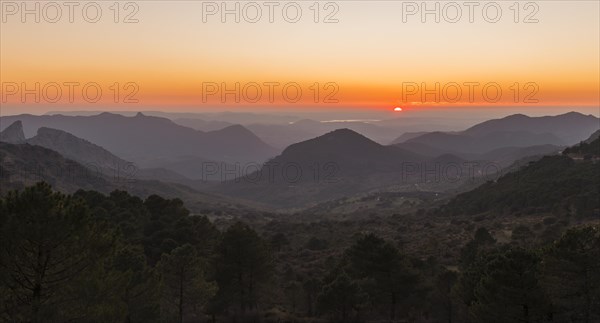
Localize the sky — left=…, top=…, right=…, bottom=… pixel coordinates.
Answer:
left=1, top=0, right=599, bottom=117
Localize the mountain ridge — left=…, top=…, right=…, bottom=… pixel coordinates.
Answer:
left=0, top=120, right=25, bottom=144
left=0, top=113, right=279, bottom=166
left=390, top=112, right=599, bottom=149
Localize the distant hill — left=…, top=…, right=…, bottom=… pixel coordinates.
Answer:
left=0, top=141, right=114, bottom=193
left=24, top=125, right=188, bottom=183
left=27, top=126, right=132, bottom=174
left=440, top=154, right=599, bottom=218
left=173, top=117, right=234, bottom=132
left=463, top=112, right=599, bottom=145
left=0, top=113, right=278, bottom=165
left=562, top=132, right=600, bottom=157
left=246, top=119, right=399, bottom=149
left=0, top=120, right=25, bottom=144
left=269, top=128, right=424, bottom=175
left=391, top=112, right=599, bottom=155
left=393, top=139, right=562, bottom=167
left=213, top=122, right=586, bottom=208
left=404, top=130, right=564, bottom=155
left=584, top=129, right=600, bottom=144
left=213, top=129, right=492, bottom=208
left=213, top=129, right=426, bottom=207
left=0, top=142, right=256, bottom=214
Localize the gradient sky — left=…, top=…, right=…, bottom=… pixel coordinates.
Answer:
left=1, top=0, right=599, bottom=116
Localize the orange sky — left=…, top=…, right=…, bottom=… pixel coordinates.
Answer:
left=1, top=1, right=599, bottom=115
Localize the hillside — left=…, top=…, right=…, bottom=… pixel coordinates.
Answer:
left=439, top=155, right=599, bottom=218
left=0, top=142, right=113, bottom=193
left=27, top=126, right=132, bottom=172
left=585, top=129, right=600, bottom=143
left=562, top=132, right=600, bottom=157
left=17, top=124, right=189, bottom=183
left=270, top=128, right=424, bottom=175
left=0, top=142, right=260, bottom=216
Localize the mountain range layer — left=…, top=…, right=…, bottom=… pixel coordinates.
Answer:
left=1, top=111, right=598, bottom=210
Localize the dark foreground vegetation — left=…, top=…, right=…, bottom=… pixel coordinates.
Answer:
left=1, top=182, right=598, bottom=323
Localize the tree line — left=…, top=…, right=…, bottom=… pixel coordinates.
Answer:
left=1, top=182, right=598, bottom=322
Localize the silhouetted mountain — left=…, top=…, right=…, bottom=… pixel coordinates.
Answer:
left=584, top=129, right=600, bottom=143
left=206, top=124, right=262, bottom=144
left=463, top=112, right=599, bottom=145
left=213, top=129, right=463, bottom=208
left=438, top=134, right=600, bottom=219
left=269, top=128, right=423, bottom=174
left=440, top=154, right=599, bottom=218
left=214, top=124, right=579, bottom=208
left=562, top=134, right=600, bottom=157
left=0, top=142, right=254, bottom=213
left=173, top=118, right=233, bottom=131
left=246, top=119, right=399, bottom=148
left=172, top=115, right=474, bottom=149
left=45, top=110, right=300, bottom=124
left=25, top=127, right=191, bottom=183
left=0, top=120, right=25, bottom=144
left=394, top=140, right=562, bottom=168
left=27, top=127, right=130, bottom=172
left=391, top=112, right=598, bottom=155
left=405, top=130, right=564, bottom=155
left=0, top=113, right=278, bottom=165
left=0, top=141, right=113, bottom=193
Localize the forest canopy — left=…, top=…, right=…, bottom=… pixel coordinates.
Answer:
left=1, top=182, right=598, bottom=322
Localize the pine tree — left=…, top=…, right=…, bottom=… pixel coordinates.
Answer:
left=345, top=234, right=420, bottom=321
left=0, top=182, right=120, bottom=322
left=213, top=222, right=273, bottom=313
left=113, top=245, right=160, bottom=322
left=316, top=271, right=364, bottom=322
left=157, top=244, right=216, bottom=323
left=542, top=226, right=600, bottom=322
left=469, top=248, right=549, bottom=323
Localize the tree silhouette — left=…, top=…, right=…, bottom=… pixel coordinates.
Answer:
left=316, top=271, right=364, bottom=322
left=213, top=222, right=273, bottom=313
left=542, top=226, right=600, bottom=322
left=157, top=244, right=216, bottom=323
left=113, top=245, right=160, bottom=322
left=469, top=248, right=549, bottom=323
left=345, top=234, right=420, bottom=321
left=0, top=182, right=118, bottom=322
